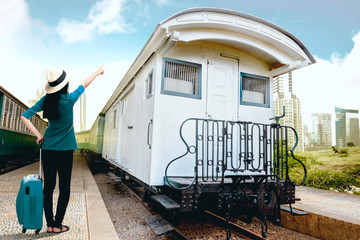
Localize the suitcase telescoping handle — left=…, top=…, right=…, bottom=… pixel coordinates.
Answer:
left=39, top=141, right=43, bottom=180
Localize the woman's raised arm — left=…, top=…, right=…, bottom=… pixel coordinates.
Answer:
left=81, top=64, right=104, bottom=88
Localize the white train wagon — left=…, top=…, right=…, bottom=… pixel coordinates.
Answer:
left=102, top=7, right=314, bottom=184
left=100, top=8, right=314, bottom=234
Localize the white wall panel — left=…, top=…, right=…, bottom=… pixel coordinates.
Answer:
left=150, top=42, right=274, bottom=185
left=112, top=61, right=155, bottom=184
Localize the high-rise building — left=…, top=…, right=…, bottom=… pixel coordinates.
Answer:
left=80, top=93, right=86, bottom=131
left=309, top=113, right=332, bottom=149
left=28, top=86, right=45, bottom=119
left=273, top=72, right=303, bottom=151
left=335, top=107, right=359, bottom=147
left=303, top=123, right=311, bottom=148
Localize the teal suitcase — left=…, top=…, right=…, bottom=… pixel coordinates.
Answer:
left=16, top=147, right=43, bottom=234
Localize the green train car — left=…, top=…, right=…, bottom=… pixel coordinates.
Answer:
left=0, top=86, right=47, bottom=170
left=76, top=130, right=90, bottom=150
left=76, top=114, right=105, bottom=155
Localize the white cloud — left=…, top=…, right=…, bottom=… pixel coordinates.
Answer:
left=57, top=20, right=94, bottom=43
left=0, top=0, right=47, bottom=105
left=0, top=0, right=133, bottom=131
left=0, top=0, right=31, bottom=40
left=57, top=0, right=133, bottom=43
left=292, top=31, right=360, bottom=128
left=0, top=0, right=50, bottom=46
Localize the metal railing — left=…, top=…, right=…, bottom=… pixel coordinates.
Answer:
left=165, top=117, right=307, bottom=190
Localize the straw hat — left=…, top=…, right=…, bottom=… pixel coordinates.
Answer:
left=45, top=68, right=69, bottom=94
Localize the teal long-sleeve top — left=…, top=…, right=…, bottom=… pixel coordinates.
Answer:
left=22, top=85, right=85, bottom=151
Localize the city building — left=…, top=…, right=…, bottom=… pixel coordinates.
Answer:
left=28, top=86, right=45, bottom=119
left=80, top=93, right=86, bottom=131
left=303, top=123, right=311, bottom=148
left=273, top=72, right=304, bottom=151
left=306, top=113, right=332, bottom=150
left=335, top=107, right=360, bottom=147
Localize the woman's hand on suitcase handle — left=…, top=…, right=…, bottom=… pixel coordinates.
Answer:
left=36, top=135, right=44, bottom=145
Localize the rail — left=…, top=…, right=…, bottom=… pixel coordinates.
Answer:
left=165, top=117, right=307, bottom=190
left=114, top=170, right=264, bottom=240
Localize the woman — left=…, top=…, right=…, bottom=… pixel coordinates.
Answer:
left=21, top=65, right=104, bottom=233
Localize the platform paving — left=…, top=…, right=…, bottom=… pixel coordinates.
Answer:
left=281, top=186, right=360, bottom=240
left=0, top=153, right=119, bottom=240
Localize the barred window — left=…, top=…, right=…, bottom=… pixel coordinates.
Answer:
left=14, top=105, right=19, bottom=131
left=162, top=58, right=201, bottom=99
left=7, top=99, right=13, bottom=128
left=146, top=70, right=153, bottom=98
left=240, top=73, right=270, bottom=108
left=113, top=109, right=117, bottom=129
left=2, top=97, right=8, bottom=127
left=20, top=107, right=24, bottom=132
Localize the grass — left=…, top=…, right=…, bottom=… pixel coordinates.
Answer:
left=288, top=146, right=360, bottom=194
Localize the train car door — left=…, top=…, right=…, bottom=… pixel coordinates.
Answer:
left=109, top=101, right=120, bottom=162
left=118, top=85, right=135, bottom=171
left=205, top=58, right=239, bottom=177
left=206, top=58, right=238, bottom=120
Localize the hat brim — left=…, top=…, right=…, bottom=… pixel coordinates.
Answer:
left=44, top=77, right=69, bottom=94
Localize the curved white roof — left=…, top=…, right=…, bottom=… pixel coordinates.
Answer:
left=161, top=8, right=315, bottom=64
left=102, top=8, right=315, bottom=113
left=160, top=8, right=315, bottom=70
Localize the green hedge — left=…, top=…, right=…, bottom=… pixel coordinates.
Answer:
left=287, top=153, right=359, bottom=192
left=303, top=170, right=357, bottom=191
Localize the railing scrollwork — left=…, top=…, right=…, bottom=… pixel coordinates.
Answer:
left=165, top=116, right=307, bottom=190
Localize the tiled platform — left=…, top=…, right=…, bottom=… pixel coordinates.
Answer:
left=0, top=153, right=118, bottom=240
left=281, top=186, right=360, bottom=240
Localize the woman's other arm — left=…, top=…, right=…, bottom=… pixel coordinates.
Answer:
left=20, top=116, right=43, bottom=144
left=81, top=64, right=104, bottom=88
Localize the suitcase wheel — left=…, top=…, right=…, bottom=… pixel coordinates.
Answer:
left=22, top=227, right=26, bottom=233
left=35, top=229, right=40, bottom=234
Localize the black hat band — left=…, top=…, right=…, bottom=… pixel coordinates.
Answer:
left=49, top=71, right=66, bottom=87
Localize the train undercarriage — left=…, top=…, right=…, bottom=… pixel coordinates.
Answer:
left=85, top=114, right=307, bottom=238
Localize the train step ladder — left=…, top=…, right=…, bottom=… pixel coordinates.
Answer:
left=151, top=195, right=180, bottom=224
left=144, top=215, right=173, bottom=236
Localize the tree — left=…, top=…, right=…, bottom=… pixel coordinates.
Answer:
left=331, top=146, right=338, bottom=153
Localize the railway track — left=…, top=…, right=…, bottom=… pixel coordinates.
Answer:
left=0, top=159, right=38, bottom=175
left=112, top=173, right=265, bottom=240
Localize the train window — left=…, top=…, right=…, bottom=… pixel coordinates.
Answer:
left=240, top=73, right=270, bottom=108
left=7, top=100, right=13, bottom=129
left=121, top=100, right=126, bottom=115
left=0, top=93, right=3, bottom=125
left=113, top=109, right=117, bottom=129
left=2, top=97, right=8, bottom=128
left=19, top=107, right=24, bottom=132
left=17, top=105, right=21, bottom=131
left=12, top=103, right=16, bottom=130
left=161, top=58, right=201, bottom=99
left=146, top=70, right=153, bottom=98
left=17, top=106, right=21, bottom=131
left=14, top=105, right=18, bottom=131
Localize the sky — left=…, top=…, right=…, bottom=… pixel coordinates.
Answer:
left=1, top=0, right=359, bottom=133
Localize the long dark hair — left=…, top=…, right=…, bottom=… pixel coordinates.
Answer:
left=43, top=83, right=69, bottom=120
